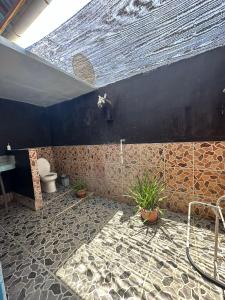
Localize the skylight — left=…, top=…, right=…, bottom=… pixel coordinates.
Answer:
left=15, top=0, right=91, bottom=48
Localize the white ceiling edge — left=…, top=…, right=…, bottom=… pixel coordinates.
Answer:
left=0, top=36, right=96, bottom=107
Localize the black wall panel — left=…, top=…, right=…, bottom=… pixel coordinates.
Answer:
left=10, top=150, right=34, bottom=199
left=0, top=100, right=51, bottom=195
left=0, top=99, right=51, bottom=155
left=49, top=46, right=225, bottom=146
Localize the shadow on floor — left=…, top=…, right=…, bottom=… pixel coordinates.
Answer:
left=0, top=187, right=224, bottom=299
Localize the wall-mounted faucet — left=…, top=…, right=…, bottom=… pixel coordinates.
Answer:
left=120, top=139, right=126, bottom=165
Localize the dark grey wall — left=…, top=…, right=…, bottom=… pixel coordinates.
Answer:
left=1, top=150, right=34, bottom=198
left=0, top=99, right=51, bottom=155
left=10, top=150, right=34, bottom=199
left=0, top=100, right=51, bottom=196
left=49, top=46, right=225, bottom=145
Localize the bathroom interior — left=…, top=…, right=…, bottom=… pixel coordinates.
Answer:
left=0, top=0, right=225, bottom=299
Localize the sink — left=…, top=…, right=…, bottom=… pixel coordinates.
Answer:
left=0, top=155, right=15, bottom=173
left=0, top=162, right=15, bottom=173
left=0, top=155, right=16, bottom=212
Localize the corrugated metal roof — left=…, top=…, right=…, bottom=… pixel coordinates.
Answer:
left=28, top=0, right=225, bottom=87
left=0, top=0, right=18, bottom=25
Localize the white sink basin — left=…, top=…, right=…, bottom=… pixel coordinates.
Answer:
left=0, top=155, right=15, bottom=173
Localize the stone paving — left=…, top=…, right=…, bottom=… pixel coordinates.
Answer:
left=0, top=187, right=224, bottom=299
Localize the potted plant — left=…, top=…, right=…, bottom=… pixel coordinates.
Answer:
left=127, top=173, right=166, bottom=223
left=72, top=179, right=87, bottom=198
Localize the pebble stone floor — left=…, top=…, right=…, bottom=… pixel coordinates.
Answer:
left=0, top=186, right=224, bottom=300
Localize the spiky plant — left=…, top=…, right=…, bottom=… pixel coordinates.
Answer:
left=72, top=179, right=87, bottom=192
left=127, top=173, right=166, bottom=212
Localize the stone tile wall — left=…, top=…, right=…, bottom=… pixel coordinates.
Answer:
left=34, top=142, right=225, bottom=218
left=28, top=149, right=43, bottom=210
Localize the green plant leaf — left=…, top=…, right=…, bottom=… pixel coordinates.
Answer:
left=127, top=173, right=166, bottom=211
left=72, top=179, right=87, bottom=192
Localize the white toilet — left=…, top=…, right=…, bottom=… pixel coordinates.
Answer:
left=37, top=158, right=57, bottom=193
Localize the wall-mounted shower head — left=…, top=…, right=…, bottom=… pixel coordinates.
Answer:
left=97, top=93, right=112, bottom=109
left=97, top=93, right=113, bottom=121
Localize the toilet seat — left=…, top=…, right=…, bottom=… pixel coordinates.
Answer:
left=44, top=172, right=56, bottom=177
left=37, top=158, right=57, bottom=193
left=37, top=158, right=51, bottom=177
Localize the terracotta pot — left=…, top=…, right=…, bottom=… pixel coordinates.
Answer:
left=141, top=208, right=158, bottom=223
left=76, top=189, right=86, bottom=198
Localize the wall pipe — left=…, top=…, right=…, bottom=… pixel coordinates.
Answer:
left=3, top=0, right=53, bottom=42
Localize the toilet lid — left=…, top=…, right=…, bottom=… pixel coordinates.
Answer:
left=37, top=158, right=50, bottom=176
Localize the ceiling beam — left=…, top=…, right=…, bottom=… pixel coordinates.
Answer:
left=0, top=0, right=26, bottom=34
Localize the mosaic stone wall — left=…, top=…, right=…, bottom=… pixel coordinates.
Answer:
left=34, top=142, right=225, bottom=218
left=28, top=149, right=43, bottom=210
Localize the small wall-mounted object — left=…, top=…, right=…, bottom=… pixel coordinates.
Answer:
left=221, top=103, right=225, bottom=116
left=220, top=89, right=225, bottom=116
left=97, top=93, right=113, bottom=121
left=120, top=139, right=126, bottom=165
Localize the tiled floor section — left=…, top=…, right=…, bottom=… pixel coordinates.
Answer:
left=0, top=187, right=224, bottom=299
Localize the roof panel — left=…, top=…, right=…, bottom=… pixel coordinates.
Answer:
left=0, top=36, right=95, bottom=107
left=28, top=0, right=225, bottom=87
